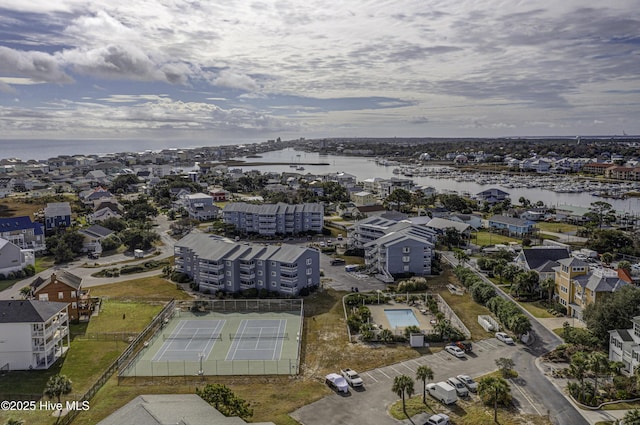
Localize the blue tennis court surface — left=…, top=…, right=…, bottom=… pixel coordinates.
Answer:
left=226, top=319, right=286, bottom=361
left=152, top=319, right=225, bottom=362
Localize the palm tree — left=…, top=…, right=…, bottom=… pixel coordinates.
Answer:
left=569, top=351, right=588, bottom=399
left=44, top=374, right=72, bottom=423
left=622, top=408, right=640, bottom=425
left=416, top=365, right=434, bottom=405
left=453, top=248, right=469, bottom=265
left=19, top=286, right=32, bottom=299
left=392, top=374, right=415, bottom=424
left=477, top=376, right=510, bottom=423
left=539, top=277, right=555, bottom=303
left=5, top=418, right=25, bottom=425
left=588, top=352, right=610, bottom=398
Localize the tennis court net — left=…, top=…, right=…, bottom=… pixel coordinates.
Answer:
left=162, top=333, right=222, bottom=341
left=229, top=332, right=288, bottom=340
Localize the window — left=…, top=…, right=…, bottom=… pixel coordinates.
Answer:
left=402, top=247, right=410, bottom=253
left=71, top=302, right=77, bottom=309
left=58, top=292, right=64, bottom=299
left=71, top=291, right=76, bottom=298
left=258, top=260, right=263, bottom=266
left=403, top=265, right=410, bottom=272
left=271, top=271, right=276, bottom=277
left=271, top=281, right=277, bottom=287
left=227, top=281, right=232, bottom=286
left=258, top=280, right=263, bottom=286
left=39, top=293, right=49, bottom=301
left=226, top=271, right=231, bottom=276
left=306, top=258, right=312, bottom=265
left=257, top=270, right=263, bottom=276
left=402, top=256, right=410, bottom=262
left=306, top=267, right=312, bottom=275
left=271, top=261, right=276, bottom=266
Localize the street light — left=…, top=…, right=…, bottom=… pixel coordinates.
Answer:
left=198, top=352, right=204, bottom=376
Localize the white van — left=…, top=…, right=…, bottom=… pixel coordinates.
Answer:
left=426, top=382, right=457, bottom=405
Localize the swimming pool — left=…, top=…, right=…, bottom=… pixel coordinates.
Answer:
left=384, top=309, right=420, bottom=328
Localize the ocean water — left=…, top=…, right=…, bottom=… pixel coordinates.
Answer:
left=0, top=139, right=235, bottom=161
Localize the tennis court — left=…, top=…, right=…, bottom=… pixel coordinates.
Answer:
left=119, top=299, right=303, bottom=377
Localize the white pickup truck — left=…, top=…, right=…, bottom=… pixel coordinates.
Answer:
left=340, top=368, right=364, bottom=387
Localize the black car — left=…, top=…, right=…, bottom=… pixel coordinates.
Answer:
left=330, top=258, right=346, bottom=266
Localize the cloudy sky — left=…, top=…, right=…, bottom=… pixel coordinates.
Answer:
left=0, top=0, right=639, bottom=144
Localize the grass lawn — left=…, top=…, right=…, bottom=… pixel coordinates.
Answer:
left=473, top=231, right=520, bottom=247
left=35, top=256, right=56, bottom=273
left=517, top=300, right=556, bottom=319
left=535, top=222, right=581, bottom=234
left=89, top=276, right=193, bottom=301
left=67, top=288, right=424, bottom=425
left=0, top=300, right=164, bottom=425
left=0, top=198, right=46, bottom=218
left=438, top=269, right=494, bottom=340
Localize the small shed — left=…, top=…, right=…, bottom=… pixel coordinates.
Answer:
left=410, top=333, right=425, bottom=347
left=134, top=249, right=144, bottom=258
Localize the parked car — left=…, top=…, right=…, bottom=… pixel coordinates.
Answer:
left=452, top=340, right=472, bottom=353
left=456, top=374, right=478, bottom=392
left=496, top=332, right=515, bottom=345
left=446, top=377, right=469, bottom=397
left=444, top=345, right=466, bottom=358
left=425, top=413, right=450, bottom=425
left=325, top=373, right=349, bottom=393
left=330, top=258, right=346, bottom=266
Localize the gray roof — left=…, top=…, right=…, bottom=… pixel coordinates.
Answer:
left=425, top=217, right=471, bottom=233
left=44, top=202, right=71, bottom=217
left=487, top=215, right=533, bottom=227
left=0, top=300, right=68, bottom=323
left=365, top=223, right=436, bottom=248
left=80, top=224, right=114, bottom=238
left=96, top=394, right=274, bottom=425
left=521, top=247, right=570, bottom=270
left=176, top=234, right=309, bottom=263
left=32, top=271, right=83, bottom=291
left=222, top=202, right=323, bottom=214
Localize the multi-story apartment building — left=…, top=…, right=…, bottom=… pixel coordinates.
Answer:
left=364, top=224, right=436, bottom=282
left=222, top=203, right=323, bottom=236
left=174, top=234, right=320, bottom=296
left=0, top=216, right=45, bottom=251
left=348, top=216, right=400, bottom=249
left=554, top=258, right=626, bottom=320
left=610, top=316, right=640, bottom=376
left=31, top=271, right=93, bottom=323
left=0, top=300, right=70, bottom=370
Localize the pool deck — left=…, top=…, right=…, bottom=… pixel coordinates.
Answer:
left=367, top=302, right=436, bottom=334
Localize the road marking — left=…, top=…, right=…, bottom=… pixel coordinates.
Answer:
left=510, top=378, right=542, bottom=416
left=410, top=359, right=423, bottom=367
left=389, top=365, right=403, bottom=375
left=401, top=363, right=415, bottom=373
left=377, top=369, right=391, bottom=379
left=363, top=372, right=378, bottom=383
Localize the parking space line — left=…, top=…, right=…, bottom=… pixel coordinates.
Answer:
left=401, top=363, right=415, bottom=373
left=389, top=365, right=403, bottom=375
left=377, top=369, right=391, bottom=379
left=363, top=372, right=378, bottom=383
left=410, top=359, right=423, bottom=367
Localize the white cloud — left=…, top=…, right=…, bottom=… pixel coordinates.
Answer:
left=0, top=46, right=73, bottom=84
left=213, top=70, right=259, bottom=92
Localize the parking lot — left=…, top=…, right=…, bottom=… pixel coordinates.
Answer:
left=291, top=338, right=534, bottom=425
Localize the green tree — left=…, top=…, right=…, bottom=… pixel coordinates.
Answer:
left=196, top=383, right=253, bottom=419
left=477, top=376, right=511, bottom=423
left=618, top=261, right=632, bottom=274
left=379, top=328, right=394, bottom=343
left=622, top=408, right=640, bottom=425
left=569, top=351, right=589, bottom=400
left=384, top=188, right=412, bottom=212
left=416, top=365, right=434, bottom=405
left=508, top=314, right=532, bottom=337
left=539, top=277, right=555, bottom=303
left=109, top=174, right=140, bottom=193
left=392, top=375, right=415, bottom=424
left=601, top=252, right=614, bottom=265
left=44, top=374, right=72, bottom=423
left=587, top=351, right=610, bottom=397
left=5, top=418, right=25, bottom=425
left=495, top=357, right=515, bottom=378
left=19, top=286, right=32, bottom=299
left=453, top=248, right=469, bottom=265
left=583, top=285, right=640, bottom=346
left=588, top=201, right=614, bottom=229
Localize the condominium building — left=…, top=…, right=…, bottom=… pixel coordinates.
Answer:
left=174, top=234, right=320, bottom=296
left=364, top=223, right=436, bottom=282
left=610, top=316, right=640, bottom=376
left=222, top=203, right=324, bottom=236
left=0, top=300, right=70, bottom=370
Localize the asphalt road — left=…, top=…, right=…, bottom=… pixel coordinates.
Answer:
left=441, top=252, right=588, bottom=425
left=291, top=339, right=524, bottom=425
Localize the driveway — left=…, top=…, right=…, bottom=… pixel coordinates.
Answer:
left=291, top=339, right=527, bottom=425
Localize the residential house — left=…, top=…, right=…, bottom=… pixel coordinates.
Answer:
left=0, top=300, right=70, bottom=370
left=364, top=223, right=436, bottom=283
left=609, top=317, right=640, bottom=376
left=424, top=217, right=472, bottom=245
left=177, top=192, right=220, bottom=221
left=223, top=203, right=324, bottom=236
left=486, top=215, right=535, bottom=237
left=0, top=237, right=35, bottom=276
left=554, top=258, right=626, bottom=320
left=476, top=188, right=510, bottom=205
left=79, top=187, right=114, bottom=205
left=0, top=216, right=45, bottom=251
left=44, top=202, right=72, bottom=234
left=208, top=186, right=230, bottom=201
left=351, top=191, right=377, bottom=206
left=174, top=234, right=320, bottom=296
left=96, top=394, right=276, bottom=425
left=0, top=176, right=14, bottom=198
left=514, top=246, right=570, bottom=281
left=378, top=177, right=413, bottom=197
left=448, top=213, right=483, bottom=230
left=520, top=209, right=547, bottom=221
left=78, top=224, right=114, bottom=253
left=554, top=205, right=591, bottom=224
left=31, top=271, right=92, bottom=323
left=91, top=201, right=123, bottom=223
